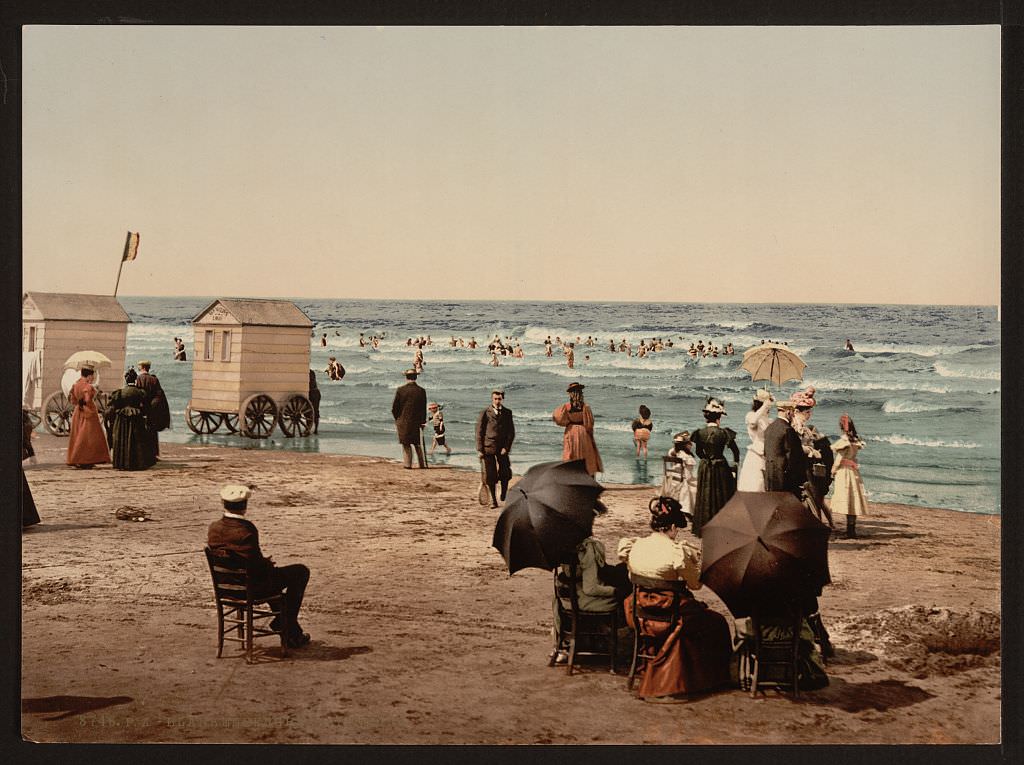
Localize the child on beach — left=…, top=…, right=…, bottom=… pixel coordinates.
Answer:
left=427, top=402, right=451, bottom=455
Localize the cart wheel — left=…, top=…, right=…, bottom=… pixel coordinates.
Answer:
left=185, top=402, right=224, bottom=434
left=240, top=394, right=278, bottom=439
left=279, top=395, right=314, bottom=437
left=24, top=409, right=42, bottom=431
left=222, top=412, right=239, bottom=434
left=42, top=391, right=72, bottom=436
left=95, top=391, right=111, bottom=419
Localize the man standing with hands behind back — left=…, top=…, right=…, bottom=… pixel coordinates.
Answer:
left=392, top=368, right=427, bottom=468
left=477, top=389, right=515, bottom=508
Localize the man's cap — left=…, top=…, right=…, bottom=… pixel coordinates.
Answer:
left=404, top=369, right=418, bottom=378
left=491, top=389, right=505, bottom=396
left=220, top=484, right=252, bottom=504
left=137, top=359, right=152, bottom=368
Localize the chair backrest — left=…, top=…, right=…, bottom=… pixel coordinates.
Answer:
left=204, top=546, right=253, bottom=603
left=662, top=456, right=685, bottom=481
left=554, top=561, right=582, bottom=614
left=629, top=573, right=689, bottom=626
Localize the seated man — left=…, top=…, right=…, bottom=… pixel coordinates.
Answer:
left=207, top=484, right=311, bottom=648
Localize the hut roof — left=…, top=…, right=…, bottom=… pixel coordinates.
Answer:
left=23, top=292, right=131, bottom=323
left=192, top=298, right=313, bottom=328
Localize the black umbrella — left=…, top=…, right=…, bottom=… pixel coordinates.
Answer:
left=491, top=460, right=604, bottom=574
left=699, top=491, right=831, bottom=618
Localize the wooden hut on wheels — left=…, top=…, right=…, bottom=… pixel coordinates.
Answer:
left=22, top=292, right=131, bottom=435
left=187, top=298, right=315, bottom=438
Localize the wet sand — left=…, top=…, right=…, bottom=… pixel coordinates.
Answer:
left=21, top=434, right=1000, bottom=744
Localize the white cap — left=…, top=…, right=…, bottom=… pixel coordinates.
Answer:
left=220, top=484, right=252, bottom=504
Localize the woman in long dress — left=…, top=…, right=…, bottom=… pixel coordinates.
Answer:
left=736, top=389, right=773, bottom=492
left=617, top=497, right=732, bottom=701
left=66, top=367, right=110, bottom=468
left=830, top=414, right=868, bottom=538
left=662, top=431, right=697, bottom=516
left=690, top=397, right=739, bottom=537
left=553, top=382, right=603, bottom=476
left=105, top=370, right=156, bottom=471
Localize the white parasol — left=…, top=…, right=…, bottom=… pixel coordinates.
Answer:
left=63, top=351, right=113, bottom=371
left=740, top=343, right=806, bottom=388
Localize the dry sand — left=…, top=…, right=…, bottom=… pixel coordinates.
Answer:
left=21, top=433, right=1000, bottom=744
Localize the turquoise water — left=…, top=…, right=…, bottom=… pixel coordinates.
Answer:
left=118, top=297, right=1000, bottom=515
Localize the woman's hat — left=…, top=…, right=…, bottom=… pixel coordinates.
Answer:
left=672, top=430, right=691, bottom=444
left=428, top=402, right=441, bottom=411
left=754, top=388, right=774, bottom=403
left=566, top=382, right=585, bottom=392
left=703, top=396, right=727, bottom=415
left=791, top=386, right=817, bottom=408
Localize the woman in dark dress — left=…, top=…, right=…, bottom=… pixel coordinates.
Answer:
left=690, top=397, right=740, bottom=538
left=22, top=409, right=40, bottom=528
left=105, top=370, right=156, bottom=471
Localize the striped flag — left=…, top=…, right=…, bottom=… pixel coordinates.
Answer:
left=122, top=231, right=140, bottom=262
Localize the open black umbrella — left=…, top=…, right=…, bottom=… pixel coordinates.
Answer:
left=699, top=491, right=831, bottom=618
left=491, top=460, right=604, bottom=574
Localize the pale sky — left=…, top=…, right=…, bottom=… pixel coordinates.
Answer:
left=22, top=25, right=1000, bottom=304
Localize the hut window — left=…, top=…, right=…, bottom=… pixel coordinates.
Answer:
left=220, top=330, right=232, bottom=362
left=204, top=330, right=214, bottom=361
left=28, top=326, right=37, bottom=351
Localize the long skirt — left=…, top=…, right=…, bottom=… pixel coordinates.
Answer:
left=736, top=448, right=766, bottom=492
left=111, top=413, right=156, bottom=471
left=692, top=459, right=736, bottom=537
left=625, top=591, right=732, bottom=698
left=66, top=407, right=110, bottom=466
left=23, top=470, right=40, bottom=527
left=831, top=466, right=868, bottom=516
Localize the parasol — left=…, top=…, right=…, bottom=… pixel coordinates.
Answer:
left=740, top=343, right=806, bottom=388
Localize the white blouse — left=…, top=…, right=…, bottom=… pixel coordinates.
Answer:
left=617, top=533, right=703, bottom=590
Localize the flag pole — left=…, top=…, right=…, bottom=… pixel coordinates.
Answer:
left=113, top=260, right=126, bottom=297
left=115, top=231, right=139, bottom=296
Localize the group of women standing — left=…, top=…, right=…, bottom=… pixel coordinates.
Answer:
left=64, top=367, right=161, bottom=472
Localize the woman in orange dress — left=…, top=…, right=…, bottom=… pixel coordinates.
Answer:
left=552, top=382, right=603, bottom=476
left=66, top=367, right=110, bottom=468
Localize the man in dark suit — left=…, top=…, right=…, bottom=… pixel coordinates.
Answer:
left=762, top=401, right=809, bottom=496
left=391, top=369, right=427, bottom=468
left=476, top=389, right=516, bottom=508
left=136, top=360, right=170, bottom=458
left=207, top=485, right=311, bottom=648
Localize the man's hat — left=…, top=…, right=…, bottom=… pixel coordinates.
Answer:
left=404, top=369, right=418, bottom=378
left=137, top=359, right=152, bottom=368
left=220, top=484, right=252, bottom=504
left=491, top=388, right=505, bottom=396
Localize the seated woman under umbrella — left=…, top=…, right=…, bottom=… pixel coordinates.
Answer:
left=616, top=497, right=732, bottom=702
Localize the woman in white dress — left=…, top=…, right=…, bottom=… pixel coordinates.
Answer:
left=736, top=389, right=774, bottom=492
left=830, top=414, right=868, bottom=538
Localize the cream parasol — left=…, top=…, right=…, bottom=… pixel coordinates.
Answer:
left=740, top=343, right=806, bottom=387
left=63, top=350, right=113, bottom=371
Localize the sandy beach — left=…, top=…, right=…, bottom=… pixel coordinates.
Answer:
left=20, top=433, right=1000, bottom=745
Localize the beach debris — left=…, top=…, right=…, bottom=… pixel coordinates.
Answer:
left=834, top=605, right=999, bottom=678
left=115, top=505, right=151, bottom=522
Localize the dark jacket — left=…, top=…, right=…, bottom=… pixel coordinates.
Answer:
left=207, top=515, right=274, bottom=582
left=391, top=381, right=427, bottom=444
left=137, top=371, right=171, bottom=431
left=476, top=406, right=515, bottom=455
left=763, top=417, right=809, bottom=495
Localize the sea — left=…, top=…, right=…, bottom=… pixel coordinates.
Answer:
left=115, top=298, right=1001, bottom=516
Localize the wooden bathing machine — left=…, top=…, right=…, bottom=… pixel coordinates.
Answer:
left=22, top=291, right=131, bottom=435
left=187, top=298, right=315, bottom=438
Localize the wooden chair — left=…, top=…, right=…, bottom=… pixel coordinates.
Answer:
left=550, top=562, right=620, bottom=675
left=203, top=547, right=289, bottom=664
left=626, top=573, right=691, bottom=690
left=739, top=609, right=804, bottom=698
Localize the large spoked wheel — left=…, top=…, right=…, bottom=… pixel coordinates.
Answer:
left=42, top=391, right=72, bottom=436
left=240, top=394, right=278, bottom=439
left=185, top=402, right=223, bottom=434
left=278, top=395, right=314, bottom=437
left=222, top=412, right=239, bottom=434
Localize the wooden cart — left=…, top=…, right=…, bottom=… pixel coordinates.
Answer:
left=22, top=292, right=130, bottom=435
left=185, top=298, right=316, bottom=438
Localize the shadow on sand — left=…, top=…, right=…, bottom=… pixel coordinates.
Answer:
left=799, top=678, right=935, bottom=713
left=22, top=695, right=133, bottom=721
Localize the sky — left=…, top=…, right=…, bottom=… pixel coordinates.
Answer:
left=21, top=25, right=1000, bottom=305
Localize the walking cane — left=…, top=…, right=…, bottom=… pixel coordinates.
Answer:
left=419, top=425, right=428, bottom=469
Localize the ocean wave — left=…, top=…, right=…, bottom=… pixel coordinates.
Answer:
left=881, top=399, right=974, bottom=414
left=933, top=361, right=1001, bottom=380
left=868, top=434, right=980, bottom=449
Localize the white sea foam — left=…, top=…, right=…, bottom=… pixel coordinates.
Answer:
left=869, top=434, right=981, bottom=449
left=881, top=399, right=955, bottom=414
left=933, top=361, right=1001, bottom=380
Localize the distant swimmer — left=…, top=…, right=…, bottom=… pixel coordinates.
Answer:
left=565, top=342, right=575, bottom=369
left=321, top=333, right=327, bottom=347
left=845, top=339, right=855, bottom=352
